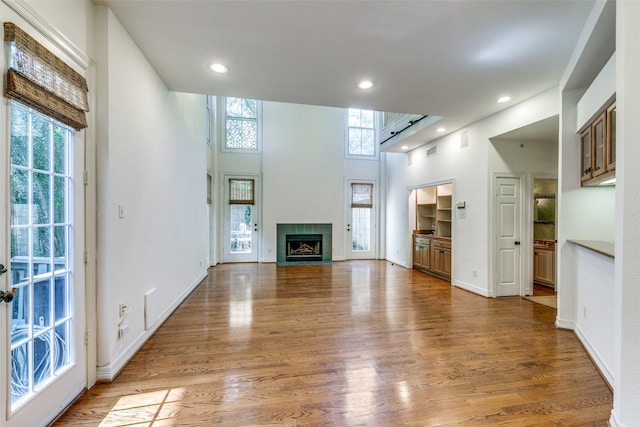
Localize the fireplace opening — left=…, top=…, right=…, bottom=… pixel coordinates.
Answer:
left=286, top=234, right=322, bottom=262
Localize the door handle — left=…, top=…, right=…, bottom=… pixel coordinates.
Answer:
left=0, top=264, right=6, bottom=276
left=1, top=288, right=16, bottom=303
left=514, top=241, right=521, bottom=245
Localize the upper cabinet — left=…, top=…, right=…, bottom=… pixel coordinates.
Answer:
left=580, top=99, right=616, bottom=186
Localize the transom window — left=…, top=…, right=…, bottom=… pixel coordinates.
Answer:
left=223, top=97, right=260, bottom=151
left=347, top=108, right=376, bottom=157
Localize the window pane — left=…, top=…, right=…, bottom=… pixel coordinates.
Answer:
left=32, top=116, right=51, bottom=172
left=33, top=279, right=52, bottom=328
left=226, top=118, right=257, bottom=149
left=33, top=172, right=51, bottom=224
left=10, top=168, right=29, bottom=226
left=347, top=108, right=375, bottom=157
left=226, top=97, right=257, bottom=119
left=11, top=106, right=29, bottom=167
left=11, top=342, right=31, bottom=405
left=53, top=125, right=66, bottom=174
left=352, top=208, right=371, bottom=252
left=33, top=331, right=52, bottom=389
left=225, top=98, right=259, bottom=150
left=230, top=205, right=252, bottom=254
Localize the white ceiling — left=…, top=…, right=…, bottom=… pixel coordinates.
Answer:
left=100, top=0, right=597, bottom=150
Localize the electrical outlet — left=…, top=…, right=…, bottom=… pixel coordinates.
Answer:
left=119, top=303, right=127, bottom=318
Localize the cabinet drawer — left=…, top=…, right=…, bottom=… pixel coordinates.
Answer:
left=431, top=240, right=451, bottom=250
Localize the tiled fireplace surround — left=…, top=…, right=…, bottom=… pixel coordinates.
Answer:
left=277, top=223, right=332, bottom=266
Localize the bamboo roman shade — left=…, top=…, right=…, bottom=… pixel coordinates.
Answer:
left=3, top=22, right=89, bottom=130
left=351, top=183, right=373, bottom=208
left=229, top=179, right=255, bottom=205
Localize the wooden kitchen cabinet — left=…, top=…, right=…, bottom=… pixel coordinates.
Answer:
left=429, top=239, right=451, bottom=280
left=413, top=235, right=430, bottom=272
left=534, top=247, right=555, bottom=287
left=580, top=100, right=616, bottom=186
left=413, top=235, right=451, bottom=281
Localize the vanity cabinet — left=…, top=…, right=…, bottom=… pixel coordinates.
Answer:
left=580, top=100, right=616, bottom=186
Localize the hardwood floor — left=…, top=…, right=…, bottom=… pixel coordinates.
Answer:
left=54, top=261, right=612, bottom=426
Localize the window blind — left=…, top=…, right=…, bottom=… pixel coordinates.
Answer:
left=351, top=183, right=373, bottom=208
left=229, top=179, right=255, bottom=205
left=3, top=22, right=89, bottom=130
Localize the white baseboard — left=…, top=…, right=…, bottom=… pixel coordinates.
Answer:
left=96, top=270, right=208, bottom=381
left=574, top=324, right=614, bottom=387
left=609, top=410, right=624, bottom=427
left=453, top=280, right=491, bottom=297
left=385, top=257, right=408, bottom=268
left=555, top=317, right=575, bottom=330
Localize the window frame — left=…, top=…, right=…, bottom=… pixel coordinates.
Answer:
left=345, top=108, right=378, bottom=160
left=219, top=96, right=262, bottom=154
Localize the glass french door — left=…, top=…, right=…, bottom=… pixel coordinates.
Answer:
left=1, top=102, right=86, bottom=426
left=223, top=176, right=259, bottom=263
left=347, top=181, right=376, bottom=260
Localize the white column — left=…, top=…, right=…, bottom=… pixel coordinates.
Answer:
left=612, top=1, right=640, bottom=426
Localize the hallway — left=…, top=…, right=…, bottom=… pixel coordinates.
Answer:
left=54, top=261, right=611, bottom=426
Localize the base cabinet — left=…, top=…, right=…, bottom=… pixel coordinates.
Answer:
left=413, top=235, right=451, bottom=281
left=534, top=247, right=555, bottom=287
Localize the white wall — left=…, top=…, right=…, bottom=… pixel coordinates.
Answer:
left=217, top=101, right=380, bottom=264
left=94, top=7, right=208, bottom=379
left=385, top=88, right=559, bottom=296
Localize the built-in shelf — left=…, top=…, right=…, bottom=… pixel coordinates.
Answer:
left=534, top=220, right=555, bottom=225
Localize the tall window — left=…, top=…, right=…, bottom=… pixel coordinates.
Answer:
left=347, top=108, right=376, bottom=157
left=224, top=97, right=260, bottom=151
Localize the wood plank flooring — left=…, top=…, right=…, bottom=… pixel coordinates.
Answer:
left=53, top=261, right=612, bottom=426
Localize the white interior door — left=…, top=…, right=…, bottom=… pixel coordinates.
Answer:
left=1, top=103, right=86, bottom=426
left=347, top=181, right=376, bottom=260
left=223, top=176, right=259, bottom=263
left=494, top=176, right=522, bottom=297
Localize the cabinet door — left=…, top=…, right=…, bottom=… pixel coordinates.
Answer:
left=421, top=244, right=430, bottom=269
left=534, top=249, right=555, bottom=285
left=430, top=245, right=442, bottom=274
left=442, top=249, right=451, bottom=278
left=607, top=103, right=616, bottom=171
left=580, top=128, right=592, bottom=182
left=592, top=113, right=607, bottom=178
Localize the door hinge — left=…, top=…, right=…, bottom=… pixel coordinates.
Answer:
left=83, top=170, right=88, bottom=185
left=84, top=249, right=88, bottom=264
left=85, top=330, right=89, bottom=345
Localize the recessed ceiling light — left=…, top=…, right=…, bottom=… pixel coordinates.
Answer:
left=497, top=95, right=511, bottom=103
left=210, top=63, right=228, bottom=73
left=436, top=127, right=446, bottom=133
left=401, top=145, right=409, bottom=150
left=358, top=80, right=374, bottom=90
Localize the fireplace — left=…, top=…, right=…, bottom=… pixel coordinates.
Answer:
left=286, top=234, right=322, bottom=262
left=277, top=223, right=332, bottom=265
